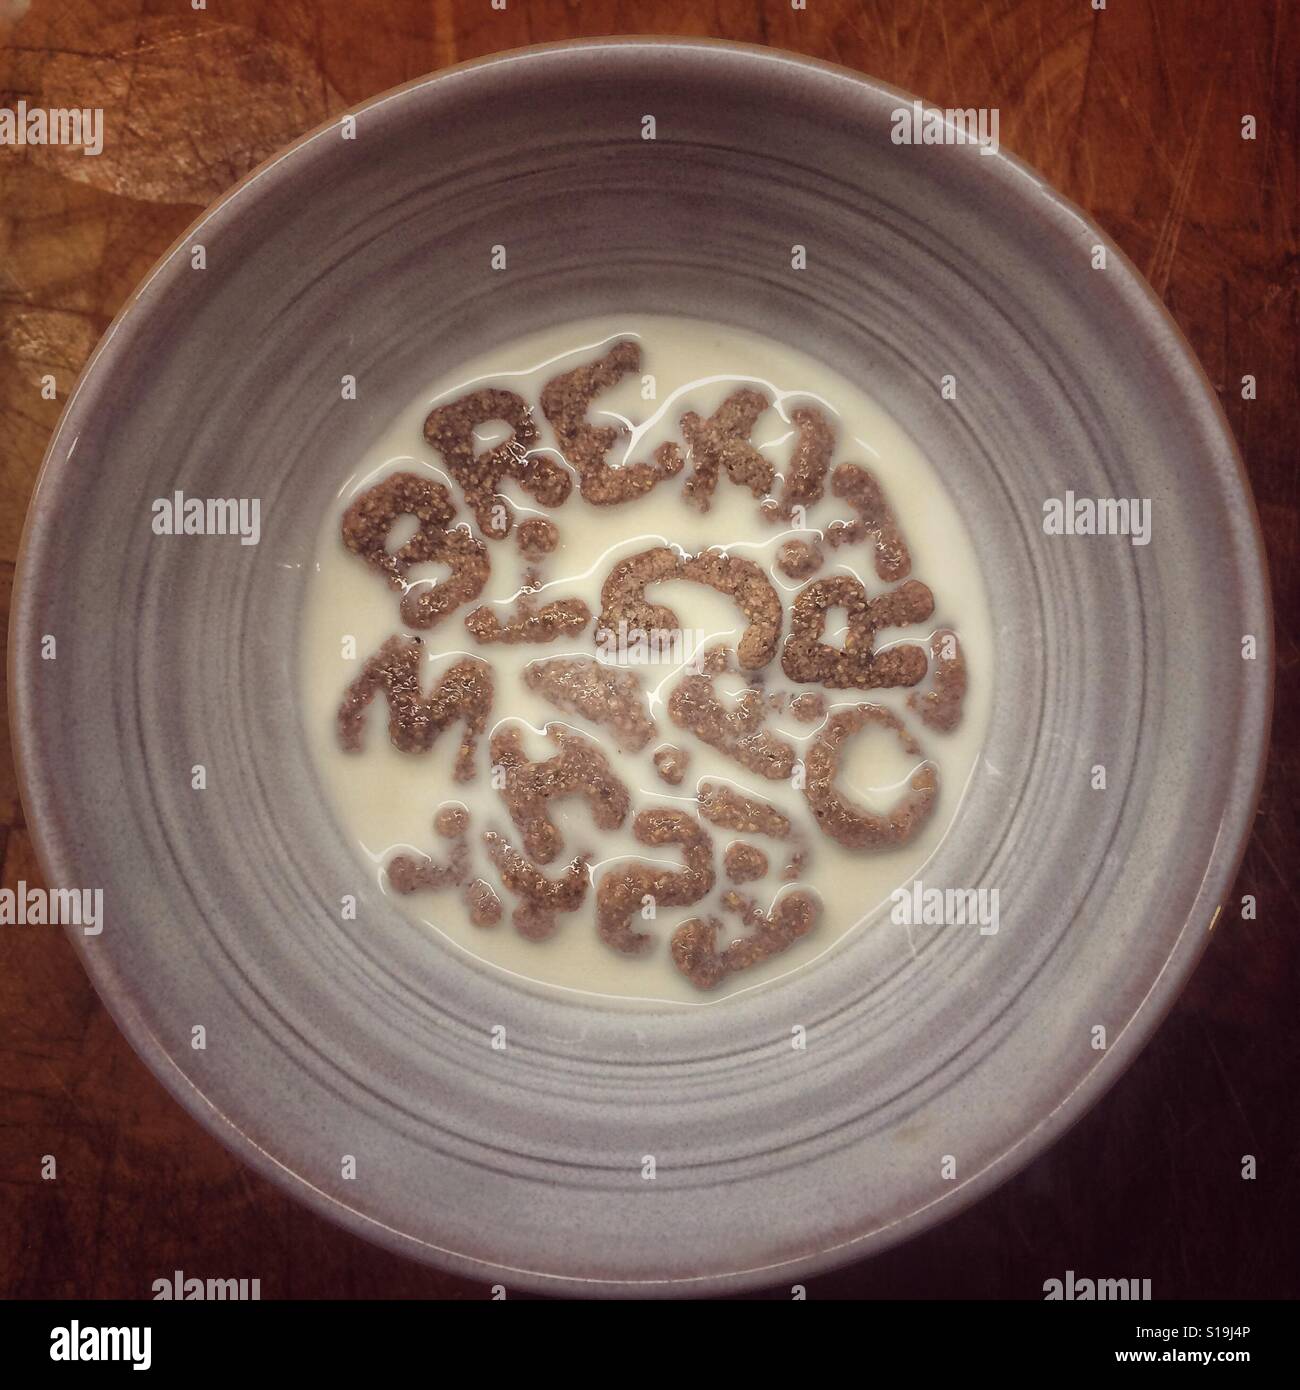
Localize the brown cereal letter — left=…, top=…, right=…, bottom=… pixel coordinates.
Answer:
left=782, top=575, right=933, bottom=688
left=490, top=724, right=630, bottom=865
left=516, top=517, right=559, bottom=559
left=337, top=636, right=491, bottom=779
left=802, top=705, right=937, bottom=849
left=386, top=807, right=473, bottom=900
left=652, top=745, right=690, bottom=786
left=776, top=538, right=823, bottom=580
left=665, top=388, right=773, bottom=511
left=724, top=843, right=768, bottom=883
left=696, top=782, right=792, bottom=838
left=465, top=594, right=592, bottom=645
left=668, top=674, right=797, bottom=780
left=826, top=462, right=912, bottom=582
left=482, top=830, right=590, bottom=940
left=762, top=407, right=835, bottom=523
left=423, top=387, right=570, bottom=539
left=522, top=657, right=657, bottom=752
left=340, top=472, right=489, bottom=629
left=597, top=546, right=782, bottom=671
left=671, top=890, right=820, bottom=990
left=596, top=809, right=715, bottom=955
left=908, top=629, right=968, bottom=733
left=386, top=839, right=469, bottom=895
left=540, top=341, right=682, bottom=505
left=465, top=878, right=503, bottom=927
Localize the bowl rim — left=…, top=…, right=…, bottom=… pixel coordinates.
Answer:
left=7, top=35, right=1274, bottom=1296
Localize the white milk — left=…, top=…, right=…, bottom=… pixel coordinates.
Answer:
left=300, top=316, right=993, bottom=1006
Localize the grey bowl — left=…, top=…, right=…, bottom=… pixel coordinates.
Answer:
left=9, top=38, right=1272, bottom=1295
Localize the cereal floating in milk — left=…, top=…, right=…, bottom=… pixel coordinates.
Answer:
left=302, top=317, right=993, bottom=1003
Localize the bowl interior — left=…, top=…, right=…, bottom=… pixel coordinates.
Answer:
left=11, top=40, right=1270, bottom=1292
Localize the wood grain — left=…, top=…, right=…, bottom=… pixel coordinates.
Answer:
left=1, top=0, right=1295, bottom=1299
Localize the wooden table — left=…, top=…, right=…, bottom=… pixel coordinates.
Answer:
left=1, top=0, right=1295, bottom=1299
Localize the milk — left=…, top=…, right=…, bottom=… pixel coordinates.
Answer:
left=300, top=315, right=993, bottom=1005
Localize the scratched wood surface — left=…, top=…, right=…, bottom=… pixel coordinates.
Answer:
left=0, top=0, right=1295, bottom=1300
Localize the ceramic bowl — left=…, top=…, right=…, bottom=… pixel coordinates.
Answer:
left=9, top=38, right=1272, bottom=1295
